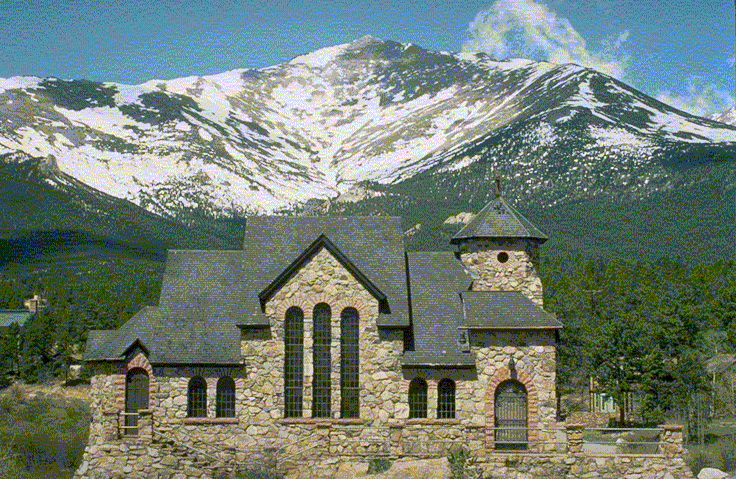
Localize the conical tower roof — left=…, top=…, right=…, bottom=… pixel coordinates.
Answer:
left=451, top=196, right=547, bottom=244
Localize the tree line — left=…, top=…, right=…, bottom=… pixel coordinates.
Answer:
left=543, top=255, right=736, bottom=429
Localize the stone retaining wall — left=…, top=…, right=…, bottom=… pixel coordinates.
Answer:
left=76, top=423, right=693, bottom=479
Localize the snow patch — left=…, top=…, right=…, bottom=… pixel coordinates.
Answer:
left=289, top=43, right=350, bottom=68
left=198, top=128, right=213, bottom=142
left=0, top=76, right=41, bottom=94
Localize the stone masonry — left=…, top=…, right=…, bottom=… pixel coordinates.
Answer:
left=457, top=238, right=544, bottom=306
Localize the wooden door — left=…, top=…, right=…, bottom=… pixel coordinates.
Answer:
left=125, top=369, right=149, bottom=435
left=495, top=381, right=528, bottom=449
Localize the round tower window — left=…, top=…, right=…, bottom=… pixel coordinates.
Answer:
left=497, top=252, right=509, bottom=263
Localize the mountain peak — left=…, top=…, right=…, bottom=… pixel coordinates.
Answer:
left=347, top=35, right=384, bottom=49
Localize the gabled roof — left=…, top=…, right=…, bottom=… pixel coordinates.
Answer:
left=240, top=216, right=410, bottom=328
left=259, top=233, right=387, bottom=306
left=85, top=215, right=411, bottom=364
left=85, top=305, right=242, bottom=365
left=451, top=196, right=547, bottom=243
left=403, top=252, right=475, bottom=367
left=0, top=309, right=32, bottom=329
left=122, top=338, right=150, bottom=357
left=460, top=291, right=562, bottom=329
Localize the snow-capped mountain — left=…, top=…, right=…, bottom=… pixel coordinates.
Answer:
left=1, top=36, right=735, bottom=217
left=709, top=106, right=736, bottom=127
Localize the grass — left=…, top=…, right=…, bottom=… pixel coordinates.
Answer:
left=687, top=438, right=736, bottom=476
left=0, top=386, right=90, bottom=479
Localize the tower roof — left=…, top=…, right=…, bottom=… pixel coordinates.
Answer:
left=451, top=196, right=547, bottom=243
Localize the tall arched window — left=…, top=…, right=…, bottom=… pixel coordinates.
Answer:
left=340, top=307, right=359, bottom=418
left=312, top=303, right=331, bottom=418
left=125, top=368, right=149, bottom=435
left=188, top=376, right=207, bottom=418
left=437, top=378, right=456, bottom=419
left=284, top=306, right=304, bottom=418
left=408, top=378, right=428, bottom=419
left=495, top=380, right=528, bottom=450
left=216, top=376, right=235, bottom=418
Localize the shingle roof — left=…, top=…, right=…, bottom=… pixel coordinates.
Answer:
left=460, top=291, right=562, bottom=329
left=403, top=252, right=475, bottom=367
left=85, top=305, right=242, bottom=364
left=258, top=234, right=387, bottom=306
left=86, top=213, right=558, bottom=367
left=241, top=216, right=409, bottom=328
left=451, top=196, right=547, bottom=243
left=86, top=215, right=410, bottom=364
left=0, top=309, right=32, bottom=330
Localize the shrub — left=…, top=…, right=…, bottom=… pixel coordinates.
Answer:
left=714, top=439, right=736, bottom=473
left=687, top=446, right=711, bottom=476
left=448, top=445, right=474, bottom=479
left=367, top=457, right=391, bottom=474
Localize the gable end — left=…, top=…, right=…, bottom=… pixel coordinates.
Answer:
left=258, top=234, right=388, bottom=309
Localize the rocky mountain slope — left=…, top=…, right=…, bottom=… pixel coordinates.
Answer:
left=1, top=36, right=734, bottom=220
left=709, top=106, right=736, bottom=126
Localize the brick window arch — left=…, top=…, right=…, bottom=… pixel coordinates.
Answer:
left=216, top=376, right=235, bottom=418
left=437, top=378, right=456, bottom=419
left=284, top=306, right=304, bottom=418
left=312, top=302, right=331, bottom=418
left=340, top=307, right=360, bottom=418
left=409, top=378, right=428, bottom=419
left=188, top=376, right=207, bottom=418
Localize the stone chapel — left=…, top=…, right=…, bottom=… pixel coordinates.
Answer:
left=79, top=191, right=563, bottom=477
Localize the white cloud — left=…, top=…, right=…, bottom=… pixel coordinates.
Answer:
left=655, top=76, right=735, bottom=117
left=462, top=0, right=629, bottom=79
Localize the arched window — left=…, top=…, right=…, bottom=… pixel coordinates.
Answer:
left=216, top=376, right=235, bottom=418
left=312, top=303, right=331, bottom=418
left=284, top=306, right=304, bottom=418
left=125, top=368, right=149, bottom=435
left=495, top=380, right=528, bottom=450
left=340, top=307, right=359, bottom=418
left=408, top=378, right=428, bottom=419
left=188, top=376, right=207, bottom=418
left=437, top=378, right=456, bottom=419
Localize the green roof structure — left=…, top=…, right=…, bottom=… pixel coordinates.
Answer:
left=0, top=309, right=32, bottom=333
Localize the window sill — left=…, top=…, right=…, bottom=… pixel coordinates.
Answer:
left=279, top=418, right=365, bottom=425
left=406, top=419, right=460, bottom=425
left=182, top=417, right=238, bottom=424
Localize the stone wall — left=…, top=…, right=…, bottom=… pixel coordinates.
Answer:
left=457, top=238, right=543, bottom=306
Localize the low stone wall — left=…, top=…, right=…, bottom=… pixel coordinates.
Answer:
left=472, top=453, right=692, bottom=479
left=76, top=422, right=693, bottom=479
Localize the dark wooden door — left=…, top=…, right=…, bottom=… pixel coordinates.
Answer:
left=495, top=381, right=528, bottom=449
left=125, top=369, right=149, bottom=435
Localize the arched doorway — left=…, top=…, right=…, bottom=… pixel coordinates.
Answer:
left=495, top=380, right=528, bottom=450
left=125, top=368, right=149, bottom=435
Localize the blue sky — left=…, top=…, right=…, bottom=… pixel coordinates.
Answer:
left=1, top=0, right=734, bottom=116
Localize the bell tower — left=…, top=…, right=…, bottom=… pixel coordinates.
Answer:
left=451, top=174, right=547, bottom=306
